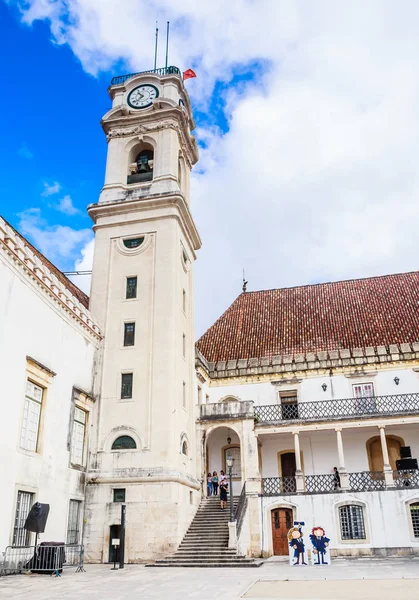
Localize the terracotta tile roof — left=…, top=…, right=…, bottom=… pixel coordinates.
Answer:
left=196, top=272, right=419, bottom=362
left=4, top=217, right=89, bottom=309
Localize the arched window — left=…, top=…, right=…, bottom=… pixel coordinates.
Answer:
left=127, top=148, right=154, bottom=184
left=182, top=440, right=188, bottom=456
left=410, top=503, right=419, bottom=538
left=339, top=505, right=366, bottom=540
left=111, top=435, right=137, bottom=450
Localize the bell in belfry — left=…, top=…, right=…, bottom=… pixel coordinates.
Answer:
left=137, top=154, right=149, bottom=172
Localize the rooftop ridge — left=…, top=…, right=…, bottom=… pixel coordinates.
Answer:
left=242, top=269, right=419, bottom=295
left=1, top=215, right=89, bottom=308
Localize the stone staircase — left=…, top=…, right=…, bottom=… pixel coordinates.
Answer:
left=147, top=496, right=262, bottom=567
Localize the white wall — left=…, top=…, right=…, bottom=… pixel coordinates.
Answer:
left=0, top=257, right=98, bottom=550
left=261, top=488, right=419, bottom=556
left=260, top=424, right=419, bottom=477
left=207, top=367, right=419, bottom=406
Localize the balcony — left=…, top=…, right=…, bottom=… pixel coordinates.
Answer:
left=254, top=393, right=419, bottom=426
left=199, top=401, right=254, bottom=421
left=261, top=470, right=419, bottom=496
left=111, top=66, right=182, bottom=86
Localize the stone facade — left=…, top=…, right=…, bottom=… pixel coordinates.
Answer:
left=84, top=70, right=202, bottom=562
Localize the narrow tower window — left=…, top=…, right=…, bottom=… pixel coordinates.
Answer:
left=121, top=373, right=133, bottom=399
left=124, top=323, right=135, bottom=346
left=126, top=277, right=137, bottom=299
left=182, top=333, right=186, bottom=358
left=183, top=381, right=187, bottom=408
left=182, top=289, right=186, bottom=313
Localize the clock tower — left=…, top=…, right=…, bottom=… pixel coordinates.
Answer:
left=85, top=67, right=201, bottom=562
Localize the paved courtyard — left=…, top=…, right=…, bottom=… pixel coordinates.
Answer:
left=0, top=558, right=418, bottom=600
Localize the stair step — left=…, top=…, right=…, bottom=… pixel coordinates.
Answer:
left=147, top=561, right=263, bottom=568
left=147, top=494, right=256, bottom=568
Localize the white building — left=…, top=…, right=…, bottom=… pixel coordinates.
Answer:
left=1, top=66, right=419, bottom=564
left=196, top=280, right=419, bottom=557
left=0, top=218, right=101, bottom=552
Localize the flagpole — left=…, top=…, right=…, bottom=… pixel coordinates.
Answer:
left=165, top=21, right=170, bottom=69
left=154, top=22, right=158, bottom=70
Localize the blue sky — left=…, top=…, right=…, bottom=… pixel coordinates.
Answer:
left=0, top=3, right=110, bottom=268
left=2, top=1, right=419, bottom=336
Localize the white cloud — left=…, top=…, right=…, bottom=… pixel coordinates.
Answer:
left=17, top=208, right=92, bottom=266
left=69, top=238, right=95, bottom=294
left=18, top=143, right=34, bottom=159
left=56, top=194, right=80, bottom=216
left=14, top=1, right=419, bottom=335
left=41, top=181, right=61, bottom=197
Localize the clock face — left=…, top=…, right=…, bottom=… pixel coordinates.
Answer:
left=127, top=84, right=159, bottom=109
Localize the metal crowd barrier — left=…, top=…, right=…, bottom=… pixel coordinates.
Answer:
left=0, top=543, right=85, bottom=577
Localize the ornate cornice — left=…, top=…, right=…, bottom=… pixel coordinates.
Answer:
left=103, top=108, right=199, bottom=169
left=197, top=344, right=419, bottom=382
left=0, top=217, right=102, bottom=342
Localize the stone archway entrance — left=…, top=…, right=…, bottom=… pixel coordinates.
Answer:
left=205, top=426, right=242, bottom=496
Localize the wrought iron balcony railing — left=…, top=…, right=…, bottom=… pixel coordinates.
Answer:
left=348, top=471, right=386, bottom=491
left=254, top=393, right=419, bottom=425
left=393, top=469, right=419, bottom=489
left=260, top=470, right=418, bottom=496
left=305, top=474, right=337, bottom=494
left=262, top=476, right=298, bottom=495
left=111, top=66, right=182, bottom=86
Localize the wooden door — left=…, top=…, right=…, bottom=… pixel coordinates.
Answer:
left=271, top=508, right=292, bottom=555
left=109, top=525, right=121, bottom=564
left=281, top=452, right=296, bottom=477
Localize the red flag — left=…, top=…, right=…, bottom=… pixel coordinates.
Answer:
left=183, top=69, right=197, bottom=81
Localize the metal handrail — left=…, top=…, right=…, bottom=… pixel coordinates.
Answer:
left=233, top=483, right=248, bottom=537
left=254, top=393, right=419, bottom=425
left=111, top=66, right=181, bottom=86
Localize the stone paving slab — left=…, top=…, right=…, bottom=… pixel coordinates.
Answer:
left=243, top=578, right=418, bottom=599
left=0, top=559, right=418, bottom=600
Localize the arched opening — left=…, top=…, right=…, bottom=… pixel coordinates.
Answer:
left=127, top=144, right=154, bottom=184
left=205, top=426, right=242, bottom=496
left=111, top=435, right=137, bottom=450
left=366, top=435, right=404, bottom=472
left=182, top=440, right=188, bottom=456
left=220, top=395, right=241, bottom=403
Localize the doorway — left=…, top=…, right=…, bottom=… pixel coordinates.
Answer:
left=280, top=452, right=297, bottom=493
left=109, top=525, right=121, bottom=564
left=367, top=435, right=403, bottom=472
left=271, top=508, right=293, bottom=555
left=281, top=452, right=296, bottom=477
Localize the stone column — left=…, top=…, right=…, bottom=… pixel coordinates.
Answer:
left=241, top=419, right=262, bottom=556
left=335, top=428, right=349, bottom=490
left=379, top=426, right=394, bottom=487
left=293, top=431, right=305, bottom=492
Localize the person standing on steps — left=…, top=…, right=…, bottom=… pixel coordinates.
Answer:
left=219, top=470, right=227, bottom=485
left=220, top=479, right=228, bottom=510
left=207, top=472, right=213, bottom=496
left=212, top=471, right=219, bottom=495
